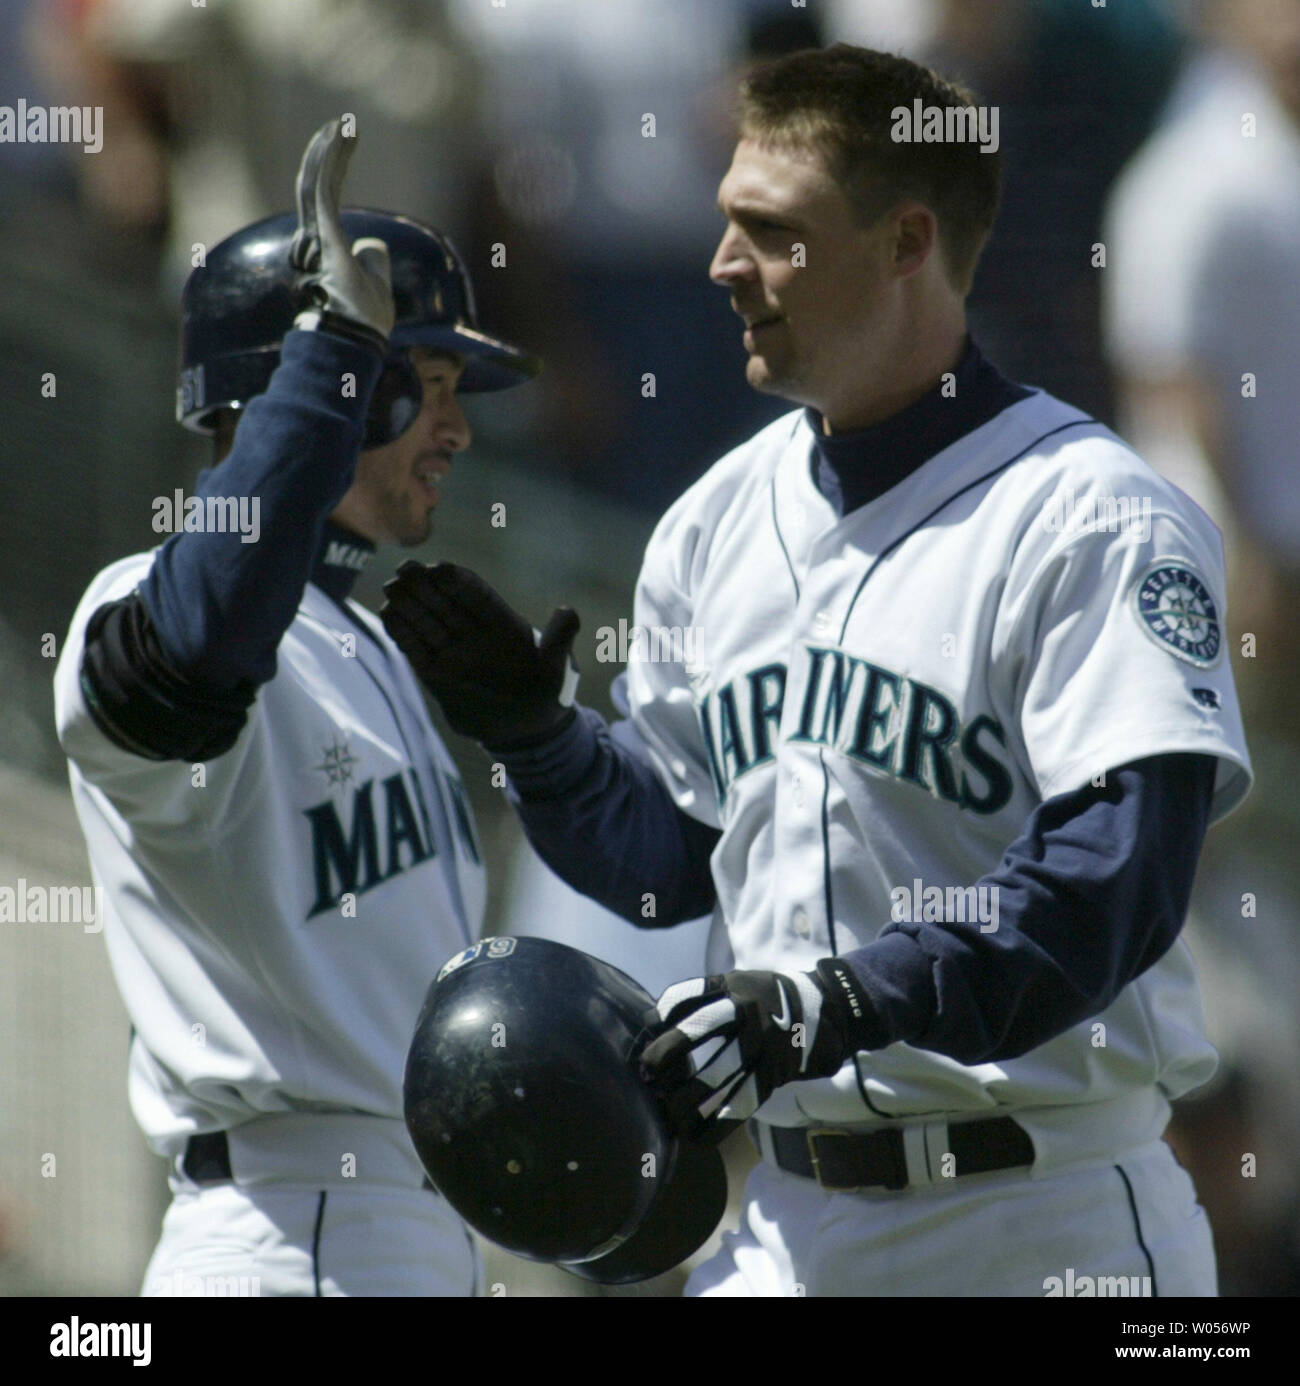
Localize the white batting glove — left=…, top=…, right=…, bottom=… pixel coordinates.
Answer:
left=639, top=968, right=860, bottom=1142
left=289, top=119, right=395, bottom=352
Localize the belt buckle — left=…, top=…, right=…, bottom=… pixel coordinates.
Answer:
left=805, top=1128, right=865, bottom=1193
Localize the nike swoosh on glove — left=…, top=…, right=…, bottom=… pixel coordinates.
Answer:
left=639, top=963, right=871, bottom=1142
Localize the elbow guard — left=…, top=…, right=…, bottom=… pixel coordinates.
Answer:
left=80, top=593, right=257, bottom=762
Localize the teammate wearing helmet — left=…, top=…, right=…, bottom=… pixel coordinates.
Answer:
left=52, top=121, right=536, bottom=1297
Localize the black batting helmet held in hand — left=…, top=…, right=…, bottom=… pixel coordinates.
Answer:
left=404, top=936, right=728, bottom=1285
left=176, top=209, right=540, bottom=447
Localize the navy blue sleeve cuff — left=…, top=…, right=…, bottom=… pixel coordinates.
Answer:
left=491, top=705, right=720, bottom=926
left=486, top=706, right=600, bottom=800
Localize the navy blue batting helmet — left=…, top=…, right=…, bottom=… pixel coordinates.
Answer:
left=176, top=209, right=540, bottom=446
left=404, top=936, right=728, bottom=1285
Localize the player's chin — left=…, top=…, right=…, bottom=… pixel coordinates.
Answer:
left=745, top=356, right=789, bottom=396
left=395, top=504, right=436, bottom=547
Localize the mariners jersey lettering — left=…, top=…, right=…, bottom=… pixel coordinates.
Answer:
left=699, top=649, right=1013, bottom=815
left=628, top=391, right=1251, bottom=1126
left=54, top=553, right=485, bottom=1154
left=304, top=763, right=479, bottom=917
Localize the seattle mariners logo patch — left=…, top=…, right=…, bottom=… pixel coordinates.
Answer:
left=1131, top=560, right=1221, bottom=668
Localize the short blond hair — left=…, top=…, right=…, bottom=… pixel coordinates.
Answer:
left=737, top=45, right=1003, bottom=294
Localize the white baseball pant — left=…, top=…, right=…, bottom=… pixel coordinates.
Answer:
left=688, top=1136, right=1214, bottom=1297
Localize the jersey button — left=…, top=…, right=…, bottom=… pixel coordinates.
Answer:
left=791, top=772, right=805, bottom=808
left=793, top=908, right=812, bottom=938
left=813, top=610, right=833, bottom=635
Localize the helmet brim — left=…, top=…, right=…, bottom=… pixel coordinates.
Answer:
left=389, top=321, right=541, bottom=392
left=561, top=1136, right=729, bottom=1286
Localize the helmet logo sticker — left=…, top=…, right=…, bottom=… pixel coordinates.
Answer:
left=435, top=935, right=516, bottom=982
left=436, top=942, right=482, bottom=982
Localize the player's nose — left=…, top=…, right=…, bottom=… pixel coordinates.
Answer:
left=434, top=390, right=471, bottom=453
left=709, top=227, right=754, bottom=286
left=412, top=379, right=470, bottom=453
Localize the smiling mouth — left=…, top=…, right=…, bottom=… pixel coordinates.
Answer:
left=742, top=313, right=783, bottom=338
left=743, top=316, right=782, bottom=349
left=415, top=455, right=452, bottom=502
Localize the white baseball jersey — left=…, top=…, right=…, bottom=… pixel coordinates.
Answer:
left=626, top=390, right=1252, bottom=1129
left=54, top=552, right=485, bottom=1158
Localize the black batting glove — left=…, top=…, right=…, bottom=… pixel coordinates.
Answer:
left=639, top=961, right=872, bottom=1143
left=380, top=560, right=580, bottom=747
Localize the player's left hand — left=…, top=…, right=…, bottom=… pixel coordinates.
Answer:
left=639, top=967, right=858, bottom=1142
left=381, top=560, right=580, bottom=747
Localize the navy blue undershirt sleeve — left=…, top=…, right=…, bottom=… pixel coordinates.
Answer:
left=140, top=329, right=382, bottom=686
left=490, top=706, right=720, bottom=925
left=79, top=330, right=381, bottom=760
left=498, top=716, right=1217, bottom=1060
left=832, top=752, right=1219, bottom=1065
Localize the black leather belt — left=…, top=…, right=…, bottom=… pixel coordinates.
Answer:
left=181, top=1131, right=437, bottom=1192
left=183, top=1131, right=232, bottom=1183
left=754, top=1116, right=1034, bottom=1192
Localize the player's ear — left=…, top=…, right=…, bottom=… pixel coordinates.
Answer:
left=891, top=202, right=939, bottom=280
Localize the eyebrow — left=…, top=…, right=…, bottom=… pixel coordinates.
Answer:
left=718, top=198, right=794, bottom=224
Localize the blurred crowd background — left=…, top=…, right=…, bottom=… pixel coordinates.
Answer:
left=1, top=0, right=1297, bottom=1297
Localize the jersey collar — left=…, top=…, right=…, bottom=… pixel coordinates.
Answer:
left=310, top=520, right=375, bottom=602
left=804, top=338, right=1033, bottom=516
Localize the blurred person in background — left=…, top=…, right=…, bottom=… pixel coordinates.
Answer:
left=1106, top=0, right=1300, bottom=740
left=919, top=0, right=1182, bottom=422
left=33, top=0, right=480, bottom=293
left=1, top=0, right=162, bottom=281
left=1103, top=0, right=1300, bottom=1296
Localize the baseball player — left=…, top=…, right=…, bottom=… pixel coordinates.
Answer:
left=52, top=121, right=538, bottom=1296
left=382, top=46, right=1254, bottom=1297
